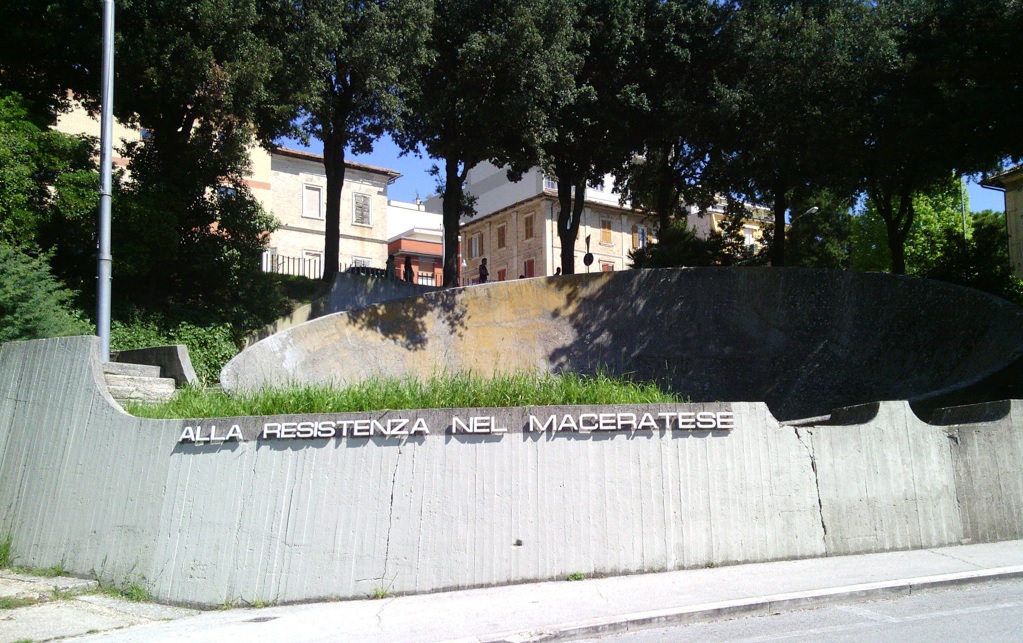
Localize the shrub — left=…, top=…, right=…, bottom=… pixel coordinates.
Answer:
left=0, top=242, right=91, bottom=343
left=111, top=313, right=238, bottom=385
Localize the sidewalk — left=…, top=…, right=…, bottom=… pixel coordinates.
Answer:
left=4, top=540, right=1022, bottom=643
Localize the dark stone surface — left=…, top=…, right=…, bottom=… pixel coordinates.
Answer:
left=550, top=268, right=1023, bottom=420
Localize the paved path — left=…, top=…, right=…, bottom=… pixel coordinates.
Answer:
left=2, top=540, right=1021, bottom=643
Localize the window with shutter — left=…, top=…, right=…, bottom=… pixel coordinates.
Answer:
left=352, top=193, right=372, bottom=226
left=523, top=214, right=534, bottom=240
left=600, top=219, right=612, bottom=245
left=497, top=224, right=506, bottom=249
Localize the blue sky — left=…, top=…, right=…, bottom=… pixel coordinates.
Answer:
left=280, top=135, right=1007, bottom=213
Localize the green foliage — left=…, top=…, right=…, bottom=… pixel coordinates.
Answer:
left=631, top=202, right=770, bottom=269
left=786, top=190, right=855, bottom=269
left=0, top=596, right=38, bottom=610
left=566, top=572, right=586, bottom=581
left=0, top=537, right=11, bottom=567
left=125, top=371, right=685, bottom=418
left=0, top=243, right=92, bottom=343
left=408, top=0, right=577, bottom=285
left=111, top=314, right=238, bottom=385
left=272, top=0, right=433, bottom=281
left=100, top=582, right=153, bottom=603
left=851, top=177, right=967, bottom=275
left=0, top=90, right=98, bottom=258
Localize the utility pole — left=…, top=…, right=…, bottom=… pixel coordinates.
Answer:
left=97, top=0, right=115, bottom=361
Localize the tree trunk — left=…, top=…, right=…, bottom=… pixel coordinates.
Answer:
left=441, top=158, right=463, bottom=287
left=874, top=190, right=913, bottom=276
left=556, top=177, right=584, bottom=275
left=322, top=131, right=347, bottom=283
left=770, top=186, right=788, bottom=267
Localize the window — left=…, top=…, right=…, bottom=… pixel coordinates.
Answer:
left=497, top=268, right=506, bottom=282
left=544, top=176, right=557, bottom=191
left=497, top=224, right=506, bottom=249
left=218, top=186, right=238, bottom=199
left=302, top=185, right=323, bottom=220
left=600, top=219, right=613, bottom=245
left=469, top=232, right=482, bottom=259
left=631, top=225, right=648, bottom=249
left=601, top=261, right=614, bottom=272
left=352, top=256, right=371, bottom=268
left=140, top=127, right=153, bottom=141
left=352, top=193, right=372, bottom=226
left=523, top=259, right=535, bottom=278
left=523, top=214, right=534, bottom=240
left=743, top=227, right=756, bottom=246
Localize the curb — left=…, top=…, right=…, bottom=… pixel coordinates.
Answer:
left=476, top=565, right=1023, bottom=643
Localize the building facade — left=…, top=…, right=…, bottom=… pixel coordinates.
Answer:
left=54, top=104, right=443, bottom=281
left=431, top=161, right=767, bottom=284
left=981, top=166, right=1023, bottom=278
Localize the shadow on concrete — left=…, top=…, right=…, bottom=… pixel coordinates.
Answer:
left=346, top=288, right=468, bottom=350
left=225, top=268, right=1023, bottom=421
left=539, top=268, right=1023, bottom=421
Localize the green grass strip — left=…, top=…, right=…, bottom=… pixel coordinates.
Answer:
left=125, top=371, right=683, bottom=419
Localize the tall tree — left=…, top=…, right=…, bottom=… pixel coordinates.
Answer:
left=103, top=0, right=291, bottom=325
left=406, top=0, right=575, bottom=286
left=541, top=0, right=646, bottom=275
left=275, top=0, right=431, bottom=282
left=712, top=0, right=872, bottom=267
left=858, top=0, right=1023, bottom=274
left=613, top=0, right=725, bottom=236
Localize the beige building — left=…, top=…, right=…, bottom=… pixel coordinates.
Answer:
left=981, top=166, right=1023, bottom=278
left=55, top=104, right=405, bottom=279
left=252, top=147, right=399, bottom=278
left=433, top=162, right=769, bottom=284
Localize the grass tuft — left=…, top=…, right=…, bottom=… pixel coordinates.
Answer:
left=100, top=583, right=152, bottom=603
left=0, top=537, right=12, bottom=568
left=125, top=371, right=684, bottom=419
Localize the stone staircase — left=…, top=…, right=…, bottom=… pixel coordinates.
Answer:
left=102, top=362, right=177, bottom=406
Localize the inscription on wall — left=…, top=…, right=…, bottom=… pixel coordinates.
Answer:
left=177, top=408, right=736, bottom=445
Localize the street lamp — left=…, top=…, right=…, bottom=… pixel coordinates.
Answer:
left=97, top=0, right=115, bottom=361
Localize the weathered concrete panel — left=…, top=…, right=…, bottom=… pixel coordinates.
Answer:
left=802, top=403, right=963, bottom=555
left=3, top=337, right=1023, bottom=607
left=939, top=402, right=1023, bottom=542
left=223, top=268, right=1023, bottom=421
left=1, top=337, right=825, bottom=606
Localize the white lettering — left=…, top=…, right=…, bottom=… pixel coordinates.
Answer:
left=677, top=413, right=696, bottom=430
left=529, top=415, right=557, bottom=432
left=410, top=418, right=430, bottom=435
left=226, top=425, right=243, bottom=441
left=617, top=413, right=637, bottom=431
left=558, top=414, right=579, bottom=432
left=696, top=412, right=716, bottom=429
left=717, top=412, right=734, bottom=430
left=638, top=413, right=658, bottom=430
left=579, top=413, right=598, bottom=431
left=179, top=426, right=196, bottom=443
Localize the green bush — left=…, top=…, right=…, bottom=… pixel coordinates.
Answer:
left=0, top=242, right=91, bottom=343
left=111, top=314, right=238, bottom=385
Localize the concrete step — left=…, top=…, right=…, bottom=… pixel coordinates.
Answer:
left=104, top=374, right=176, bottom=403
left=103, top=362, right=162, bottom=378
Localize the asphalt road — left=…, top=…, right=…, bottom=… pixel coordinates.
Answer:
left=586, top=578, right=1023, bottom=642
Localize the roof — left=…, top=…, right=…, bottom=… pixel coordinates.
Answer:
left=980, top=165, right=1023, bottom=189
left=461, top=191, right=650, bottom=228
left=273, top=146, right=402, bottom=180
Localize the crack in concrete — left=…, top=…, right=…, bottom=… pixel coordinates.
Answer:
left=926, top=548, right=982, bottom=569
left=382, top=444, right=403, bottom=587
left=795, top=427, right=828, bottom=538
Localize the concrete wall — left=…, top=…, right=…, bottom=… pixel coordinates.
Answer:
left=3, top=337, right=1023, bottom=607
left=244, top=273, right=440, bottom=347
left=223, top=268, right=1023, bottom=421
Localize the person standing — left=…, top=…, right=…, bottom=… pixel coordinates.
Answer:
left=404, top=255, right=414, bottom=283
left=479, top=258, right=489, bottom=284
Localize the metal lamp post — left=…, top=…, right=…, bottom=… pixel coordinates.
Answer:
left=97, top=0, right=115, bottom=361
